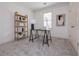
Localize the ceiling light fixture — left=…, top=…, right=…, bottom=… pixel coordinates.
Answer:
left=43, top=2, right=47, bottom=5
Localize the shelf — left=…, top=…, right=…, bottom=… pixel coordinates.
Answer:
left=15, top=31, right=28, bottom=33
left=15, top=36, right=27, bottom=40
left=15, top=20, right=28, bottom=22
left=15, top=26, right=27, bottom=27
left=15, top=14, right=28, bottom=18
left=15, top=12, right=28, bottom=40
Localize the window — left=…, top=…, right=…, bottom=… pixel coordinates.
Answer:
left=43, top=12, right=52, bottom=30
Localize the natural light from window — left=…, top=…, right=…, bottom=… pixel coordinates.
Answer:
left=43, top=12, right=52, bottom=30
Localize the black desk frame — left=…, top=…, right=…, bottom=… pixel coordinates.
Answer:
left=29, top=29, right=52, bottom=46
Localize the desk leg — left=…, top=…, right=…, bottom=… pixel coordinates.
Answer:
left=42, top=31, right=45, bottom=45
left=35, top=30, right=39, bottom=39
left=46, top=31, right=49, bottom=46
left=48, top=31, right=52, bottom=42
left=42, top=30, right=49, bottom=46
left=29, top=30, right=33, bottom=42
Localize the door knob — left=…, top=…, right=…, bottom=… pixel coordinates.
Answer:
left=71, top=26, right=75, bottom=28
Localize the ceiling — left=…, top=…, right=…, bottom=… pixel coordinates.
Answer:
left=15, top=2, right=60, bottom=10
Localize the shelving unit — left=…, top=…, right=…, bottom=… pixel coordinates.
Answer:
left=14, top=12, right=28, bottom=40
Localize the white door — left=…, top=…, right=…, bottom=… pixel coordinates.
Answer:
left=69, top=3, right=78, bottom=53
left=77, top=3, right=79, bottom=55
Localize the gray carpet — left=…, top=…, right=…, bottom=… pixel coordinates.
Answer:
left=0, top=37, right=77, bottom=56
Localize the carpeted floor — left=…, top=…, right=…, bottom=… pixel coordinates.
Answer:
left=0, top=37, right=77, bottom=56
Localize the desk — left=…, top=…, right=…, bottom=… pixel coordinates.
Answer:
left=29, top=29, right=52, bottom=46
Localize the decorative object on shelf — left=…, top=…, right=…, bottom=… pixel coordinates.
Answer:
left=56, top=14, right=65, bottom=26
left=23, top=17, right=25, bottom=21
left=14, top=12, right=28, bottom=40
left=22, top=28, right=24, bottom=32
left=19, top=17, right=21, bottom=20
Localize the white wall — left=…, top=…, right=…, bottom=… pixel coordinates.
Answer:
left=33, top=3, right=69, bottom=39
left=0, top=3, right=33, bottom=44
